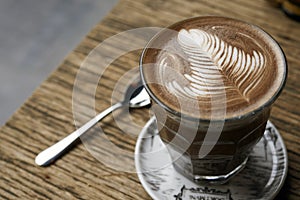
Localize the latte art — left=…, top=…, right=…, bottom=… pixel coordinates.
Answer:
left=160, top=29, right=265, bottom=102
left=141, top=16, right=286, bottom=119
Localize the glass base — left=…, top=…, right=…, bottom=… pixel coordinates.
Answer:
left=135, top=118, right=288, bottom=199
left=173, top=156, right=249, bottom=184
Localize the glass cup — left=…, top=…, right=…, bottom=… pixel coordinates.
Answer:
left=139, top=16, right=287, bottom=184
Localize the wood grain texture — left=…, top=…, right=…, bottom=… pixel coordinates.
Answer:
left=0, top=0, right=299, bottom=199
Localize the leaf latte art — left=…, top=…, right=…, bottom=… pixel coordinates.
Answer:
left=160, top=29, right=266, bottom=103
left=141, top=16, right=286, bottom=119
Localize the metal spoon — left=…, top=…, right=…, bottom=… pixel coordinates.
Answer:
left=35, top=81, right=151, bottom=166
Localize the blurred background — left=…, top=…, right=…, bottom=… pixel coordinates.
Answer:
left=0, top=0, right=118, bottom=125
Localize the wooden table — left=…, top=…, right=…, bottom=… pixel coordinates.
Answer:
left=1, top=0, right=299, bottom=199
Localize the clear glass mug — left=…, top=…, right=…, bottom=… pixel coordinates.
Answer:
left=139, top=16, right=287, bottom=184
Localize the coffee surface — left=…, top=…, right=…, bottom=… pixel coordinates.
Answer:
left=141, top=16, right=286, bottom=119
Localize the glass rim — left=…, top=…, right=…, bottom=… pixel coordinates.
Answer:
left=139, top=16, right=288, bottom=122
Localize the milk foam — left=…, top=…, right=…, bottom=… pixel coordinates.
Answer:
left=141, top=16, right=286, bottom=119
left=157, top=29, right=266, bottom=103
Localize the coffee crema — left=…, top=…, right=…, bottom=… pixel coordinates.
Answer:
left=141, top=16, right=286, bottom=119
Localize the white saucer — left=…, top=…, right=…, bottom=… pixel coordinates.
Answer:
left=135, top=117, right=288, bottom=200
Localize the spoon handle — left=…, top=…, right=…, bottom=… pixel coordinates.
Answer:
left=35, top=102, right=123, bottom=166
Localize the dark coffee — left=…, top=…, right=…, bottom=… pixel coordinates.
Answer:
left=140, top=16, right=287, bottom=182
